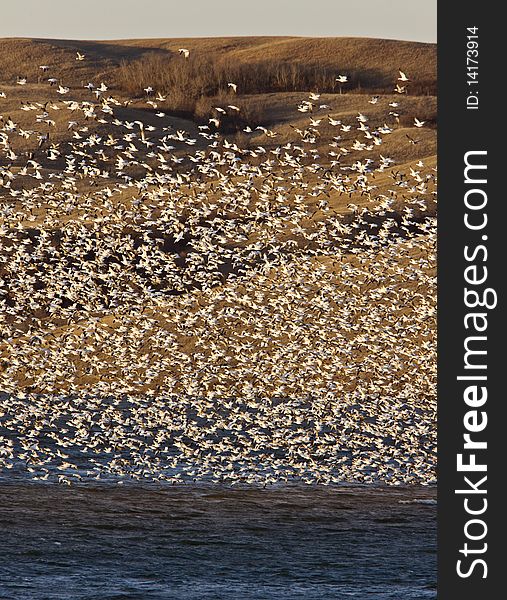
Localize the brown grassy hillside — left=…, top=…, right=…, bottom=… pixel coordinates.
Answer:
left=0, top=37, right=437, bottom=485
left=0, top=36, right=436, bottom=91
left=0, top=36, right=436, bottom=393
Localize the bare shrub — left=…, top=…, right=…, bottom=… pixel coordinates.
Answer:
left=194, top=94, right=268, bottom=133
left=116, top=52, right=393, bottom=100
left=115, top=49, right=436, bottom=128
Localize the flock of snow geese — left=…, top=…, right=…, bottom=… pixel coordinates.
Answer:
left=0, top=48, right=436, bottom=486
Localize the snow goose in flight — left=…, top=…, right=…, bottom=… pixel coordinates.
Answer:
left=335, top=74, right=348, bottom=94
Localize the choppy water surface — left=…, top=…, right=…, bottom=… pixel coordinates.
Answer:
left=0, top=484, right=436, bottom=599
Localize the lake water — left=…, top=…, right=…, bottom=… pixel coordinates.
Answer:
left=0, top=483, right=436, bottom=599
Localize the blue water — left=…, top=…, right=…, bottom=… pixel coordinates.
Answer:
left=0, top=484, right=436, bottom=599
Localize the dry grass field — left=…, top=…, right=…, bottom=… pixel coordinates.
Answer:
left=0, top=37, right=436, bottom=485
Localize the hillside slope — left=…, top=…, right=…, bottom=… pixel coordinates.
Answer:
left=0, top=36, right=436, bottom=91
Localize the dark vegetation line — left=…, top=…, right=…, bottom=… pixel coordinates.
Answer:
left=117, top=53, right=436, bottom=125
